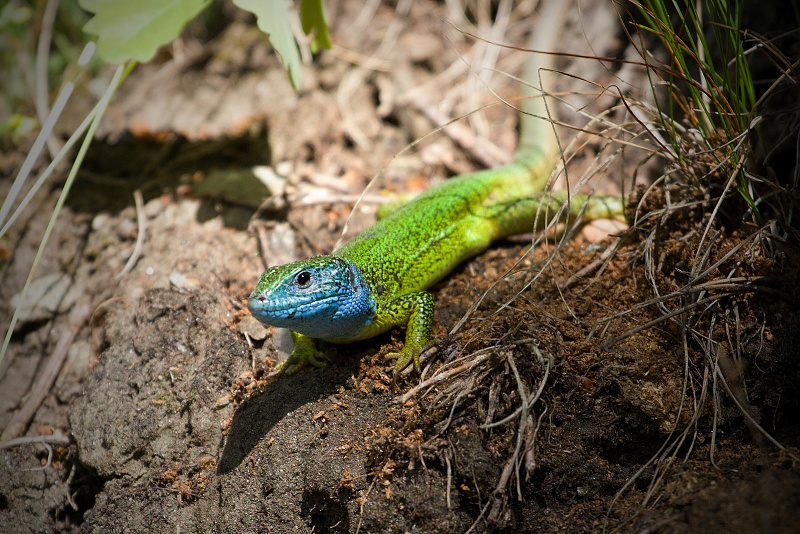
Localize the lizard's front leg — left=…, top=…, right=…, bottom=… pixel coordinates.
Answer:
left=274, top=331, right=328, bottom=374
left=380, top=291, right=435, bottom=374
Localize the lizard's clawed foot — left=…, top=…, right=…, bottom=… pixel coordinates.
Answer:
left=272, top=350, right=329, bottom=376
left=385, top=350, right=419, bottom=378
left=385, top=339, right=442, bottom=379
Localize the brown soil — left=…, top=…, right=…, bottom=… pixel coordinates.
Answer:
left=1, top=1, right=799, bottom=533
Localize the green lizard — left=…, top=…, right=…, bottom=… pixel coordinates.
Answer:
left=248, top=0, right=625, bottom=375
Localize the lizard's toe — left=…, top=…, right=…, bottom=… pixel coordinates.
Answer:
left=386, top=351, right=418, bottom=376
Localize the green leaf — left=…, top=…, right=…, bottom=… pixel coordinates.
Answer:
left=300, top=0, right=331, bottom=53
left=79, top=0, right=211, bottom=63
left=0, top=3, right=31, bottom=30
left=1, top=114, right=38, bottom=144
left=234, top=0, right=302, bottom=89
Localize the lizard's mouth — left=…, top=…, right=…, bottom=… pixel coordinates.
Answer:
left=247, top=293, right=342, bottom=319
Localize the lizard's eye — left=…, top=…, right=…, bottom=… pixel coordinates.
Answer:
left=295, top=271, right=312, bottom=287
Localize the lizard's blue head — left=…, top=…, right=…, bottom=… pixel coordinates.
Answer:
left=247, top=256, right=375, bottom=340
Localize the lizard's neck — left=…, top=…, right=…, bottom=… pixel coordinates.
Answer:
left=318, top=260, right=376, bottom=340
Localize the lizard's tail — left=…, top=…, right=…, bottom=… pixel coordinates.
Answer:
left=512, top=0, right=567, bottom=188
left=482, top=0, right=624, bottom=240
